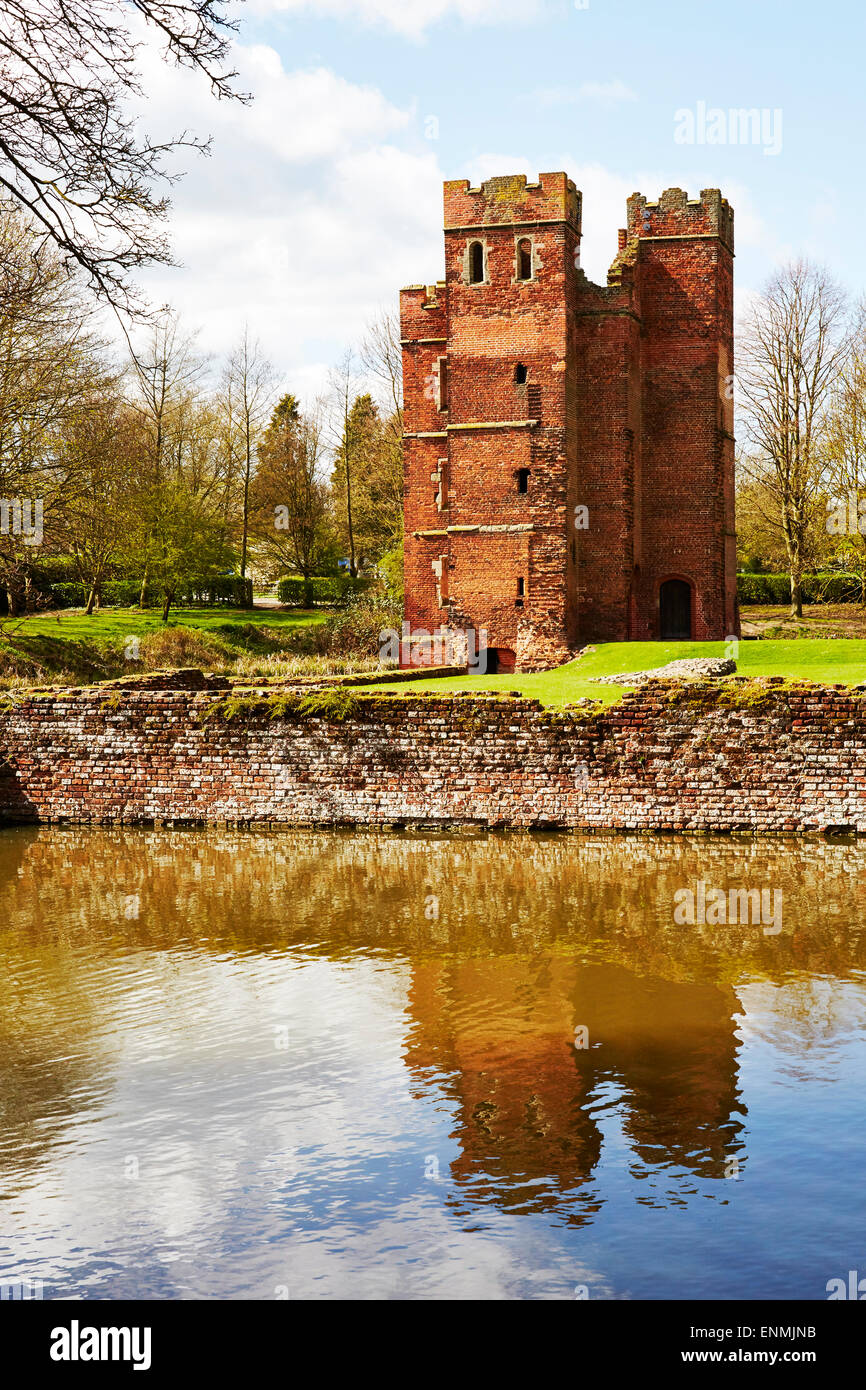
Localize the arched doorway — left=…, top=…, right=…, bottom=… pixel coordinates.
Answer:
left=659, top=579, right=692, bottom=639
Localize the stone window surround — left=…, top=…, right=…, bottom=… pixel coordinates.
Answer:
left=463, top=239, right=488, bottom=285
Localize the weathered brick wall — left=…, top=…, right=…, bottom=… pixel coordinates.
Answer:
left=403, top=173, right=579, bottom=667
left=630, top=190, right=737, bottom=640
left=572, top=274, right=640, bottom=641
left=0, top=684, right=863, bottom=832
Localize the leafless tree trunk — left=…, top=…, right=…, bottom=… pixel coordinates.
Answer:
left=127, top=310, right=205, bottom=606
left=329, top=349, right=359, bottom=577
left=822, top=302, right=866, bottom=600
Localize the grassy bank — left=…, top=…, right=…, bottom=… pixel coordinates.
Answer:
left=365, top=639, right=866, bottom=708
left=4, top=606, right=866, bottom=706
left=0, top=606, right=336, bottom=687
left=6, top=607, right=324, bottom=642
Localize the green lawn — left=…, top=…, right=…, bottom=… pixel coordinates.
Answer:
left=366, top=639, right=866, bottom=707
left=4, top=606, right=327, bottom=645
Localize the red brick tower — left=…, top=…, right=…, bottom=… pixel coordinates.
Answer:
left=400, top=174, right=738, bottom=671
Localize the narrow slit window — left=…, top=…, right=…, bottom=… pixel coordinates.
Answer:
left=517, top=468, right=530, bottom=494
left=517, top=577, right=525, bottom=596
left=469, top=241, right=484, bottom=284
left=436, top=357, right=448, bottom=411
left=517, top=238, right=532, bottom=281
left=514, top=363, right=528, bottom=384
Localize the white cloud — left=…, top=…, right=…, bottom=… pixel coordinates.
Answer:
left=577, top=79, right=638, bottom=105
left=234, top=55, right=411, bottom=161
left=131, top=40, right=443, bottom=402
left=142, top=45, right=411, bottom=167
left=249, top=0, right=547, bottom=41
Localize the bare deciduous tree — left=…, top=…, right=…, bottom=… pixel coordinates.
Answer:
left=58, top=378, right=142, bottom=613
left=738, top=260, right=849, bottom=617
left=360, top=309, right=403, bottom=423
left=0, top=199, right=99, bottom=611
left=822, top=303, right=866, bottom=598
left=220, top=328, right=275, bottom=579
left=328, top=348, right=359, bottom=577
left=358, top=309, right=404, bottom=554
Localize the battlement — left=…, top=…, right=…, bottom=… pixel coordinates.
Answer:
left=400, top=283, right=442, bottom=310
left=444, top=172, right=581, bottom=233
left=627, top=188, right=734, bottom=252
left=399, top=283, right=447, bottom=340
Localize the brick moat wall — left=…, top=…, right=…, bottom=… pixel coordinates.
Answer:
left=0, top=683, right=864, bottom=832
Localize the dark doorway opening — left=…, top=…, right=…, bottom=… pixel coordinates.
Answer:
left=483, top=647, right=516, bottom=675
left=659, top=579, right=692, bottom=639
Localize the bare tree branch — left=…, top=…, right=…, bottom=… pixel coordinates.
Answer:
left=0, top=0, right=247, bottom=312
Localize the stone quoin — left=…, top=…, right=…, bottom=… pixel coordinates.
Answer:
left=400, top=173, right=739, bottom=673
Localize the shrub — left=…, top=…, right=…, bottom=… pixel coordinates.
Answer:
left=308, top=588, right=402, bottom=658
left=49, top=582, right=91, bottom=609
left=277, top=575, right=368, bottom=607
left=737, top=572, right=863, bottom=604
left=376, top=543, right=404, bottom=603
left=173, top=576, right=254, bottom=607
left=48, top=575, right=254, bottom=610
left=807, top=572, right=865, bottom=603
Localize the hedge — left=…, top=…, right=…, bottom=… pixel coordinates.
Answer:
left=277, top=575, right=369, bottom=607
left=737, top=572, right=863, bottom=604
left=49, top=575, right=254, bottom=610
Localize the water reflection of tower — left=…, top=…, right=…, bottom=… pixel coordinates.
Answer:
left=572, top=964, right=748, bottom=1180
left=404, top=955, right=747, bottom=1221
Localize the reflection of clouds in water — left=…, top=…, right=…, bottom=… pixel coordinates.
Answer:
left=0, top=954, right=421, bottom=1295
left=737, top=977, right=866, bottom=1070
left=0, top=943, right=609, bottom=1298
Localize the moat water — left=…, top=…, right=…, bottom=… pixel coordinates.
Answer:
left=0, top=826, right=864, bottom=1300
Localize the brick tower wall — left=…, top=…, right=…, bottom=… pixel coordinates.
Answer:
left=402, top=173, right=581, bottom=668
left=627, top=188, right=737, bottom=640
left=571, top=271, right=642, bottom=642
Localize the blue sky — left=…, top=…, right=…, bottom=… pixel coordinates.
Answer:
left=135, top=0, right=865, bottom=397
